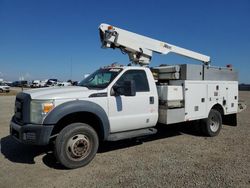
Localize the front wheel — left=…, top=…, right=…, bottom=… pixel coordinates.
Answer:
left=54, top=123, right=99, bottom=169
left=201, top=109, right=222, bottom=137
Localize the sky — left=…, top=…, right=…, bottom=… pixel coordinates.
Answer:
left=0, top=0, right=250, bottom=83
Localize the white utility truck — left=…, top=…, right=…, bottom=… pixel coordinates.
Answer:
left=10, top=24, right=238, bottom=169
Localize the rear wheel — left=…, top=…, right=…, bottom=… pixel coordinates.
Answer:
left=201, top=109, right=222, bottom=137
left=54, top=123, right=99, bottom=169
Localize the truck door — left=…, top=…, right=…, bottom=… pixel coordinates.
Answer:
left=108, top=69, right=157, bottom=133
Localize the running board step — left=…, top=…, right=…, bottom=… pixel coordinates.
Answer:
left=107, top=128, right=157, bottom=141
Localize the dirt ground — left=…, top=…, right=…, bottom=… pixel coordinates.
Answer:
left=0, top=90, right=17, bottom=96
left=0, top=91, right=249, bottom=188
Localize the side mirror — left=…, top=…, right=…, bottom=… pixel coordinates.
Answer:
left=113, top=80, right=136, bottom=96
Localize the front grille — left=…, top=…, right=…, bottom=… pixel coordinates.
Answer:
left=14, top=92, right=31, bottom=125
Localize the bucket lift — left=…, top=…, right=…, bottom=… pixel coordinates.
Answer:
left=99, top=23, right=210, bottom=66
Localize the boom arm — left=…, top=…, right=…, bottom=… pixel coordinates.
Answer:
left=99, top=23, right=210, bottom=66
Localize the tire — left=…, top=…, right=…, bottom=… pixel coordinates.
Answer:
left=0, top=89, right=3, bottom=93
left=201, top=109, right=222, bottom=137
left=54, top=123, right=99, bottom=169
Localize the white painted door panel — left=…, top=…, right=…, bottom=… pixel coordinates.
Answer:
left=226, top=83, right=238, bottom=113
left=107, top=68, right=158, bottom=133
left=185, top=82, right=207, bottom=120
left=108, top=92, right=158, bottom=133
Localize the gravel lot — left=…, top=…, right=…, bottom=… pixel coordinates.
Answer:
left=0, top=91, right=249, bottom=188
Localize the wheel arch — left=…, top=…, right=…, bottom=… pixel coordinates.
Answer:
left=43, top=100, right=110, bottom=141
left=210, top=103, right=225, bottom=116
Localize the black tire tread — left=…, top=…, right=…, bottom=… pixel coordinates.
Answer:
left=54, top=123, right=99, bottom=169
left=201, top=109, right=222, bottom=137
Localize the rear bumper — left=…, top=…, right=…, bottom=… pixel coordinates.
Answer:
left=10, top=119, right=54, bottom=145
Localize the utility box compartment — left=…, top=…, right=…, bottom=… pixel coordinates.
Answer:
left=184, top=80, right=238, bottom=121
left=152, top=64, right=238, bottom=81
left=184, top=81, right=207, bottom=120
left=203, top=66, right=238, bottom=81
left=157, top=85, right=184, bottom=108
left=157, top=85, right=183, bottom=101
left=180, top=64, right=203, bottom=80
left=152, top=65, right=181, bottom=80
left=225, top=83, right=238, bottom=113
left=158, top=108, right=185, bottom=124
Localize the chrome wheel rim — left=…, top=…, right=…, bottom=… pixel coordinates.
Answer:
left=66, top=134, right=91, bottom=161
left=210, top=115, right=219, bottom=132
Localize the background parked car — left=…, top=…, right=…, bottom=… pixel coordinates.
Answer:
left=31, top=80, right=42, bottom=88
left=72, top=81, right=79, bottom=86
left=67, top=80, right=78, bottom=86
left=0, top=83, right=10, bottom=92
left=11, top=80, right=28, bottom=87
left=57, top=82, right=72, bottom=86
left=45, top=79, right=58, bottom=87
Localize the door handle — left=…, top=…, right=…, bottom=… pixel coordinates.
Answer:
left=149, top=96, right=154, bottom=104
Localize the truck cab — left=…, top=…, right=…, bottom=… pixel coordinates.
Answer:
left=10, top=65, right=159, bottom=168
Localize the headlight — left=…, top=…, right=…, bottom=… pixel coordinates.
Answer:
left=30, top=99, right=54, bottom=124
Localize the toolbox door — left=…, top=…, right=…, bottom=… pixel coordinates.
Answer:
left=184, top=81, right=207, bottom=120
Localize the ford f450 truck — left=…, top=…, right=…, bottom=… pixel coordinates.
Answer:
left=10, top=24, right=238, bottom=169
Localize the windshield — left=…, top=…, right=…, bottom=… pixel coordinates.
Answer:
left=79, top=68, right=122, bottom=89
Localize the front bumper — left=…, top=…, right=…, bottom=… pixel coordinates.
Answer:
left=10, top=119, right=54, bottom=145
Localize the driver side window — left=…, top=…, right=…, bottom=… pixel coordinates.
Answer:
left=115, top=70, right=149, bottom=92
